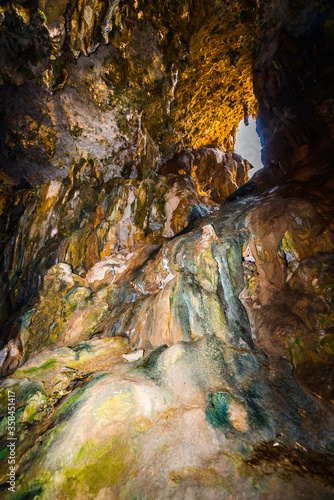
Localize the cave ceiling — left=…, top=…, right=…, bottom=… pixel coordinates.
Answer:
left=0, top=0, right=331, bottom=189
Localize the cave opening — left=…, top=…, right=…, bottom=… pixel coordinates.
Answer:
left=234, top=117, right=263, bottom=177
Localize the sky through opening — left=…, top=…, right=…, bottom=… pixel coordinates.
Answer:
left=234, top=117, right=262, bottom=177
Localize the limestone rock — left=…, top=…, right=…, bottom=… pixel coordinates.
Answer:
left=122, top=349, right=145, bottom=362
left=161, top=147, right=252, bottom=203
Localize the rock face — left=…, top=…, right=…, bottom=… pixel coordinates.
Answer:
left=160, top=147, right=252, bottom=203
left=0, top=152, right=236, bottom=336
left=0, top=0, right=333, bottom=499
left=0, top=179, right=334, bottom=499
left=254, top=27, right=334, bottom=184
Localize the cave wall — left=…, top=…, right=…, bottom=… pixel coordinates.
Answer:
left=254, top=3, right=334, bottom=186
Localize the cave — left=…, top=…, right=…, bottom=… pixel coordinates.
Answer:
left=0, top=0, right=333, bottom=498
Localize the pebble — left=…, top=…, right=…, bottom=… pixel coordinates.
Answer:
left=122, top=349, right=145, bottom=362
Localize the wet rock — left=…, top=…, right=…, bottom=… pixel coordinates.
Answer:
left=85, top=244, right=160, bottom=291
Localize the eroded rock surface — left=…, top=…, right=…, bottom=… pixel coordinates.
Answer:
left=1, top=152, right=246, bottom=337
left=0, top=161, right=333, bottom=498
left=0, top=0, right=262, bottom=185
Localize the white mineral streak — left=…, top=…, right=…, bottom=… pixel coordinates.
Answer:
left=158, top=250, right=176, bottom=289
left=163, top=185, right=180, bottom=238
left=46, top=180, right=62, bottom=199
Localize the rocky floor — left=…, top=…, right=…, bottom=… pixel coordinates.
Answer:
left=0, top=157, right=333, bottom=499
